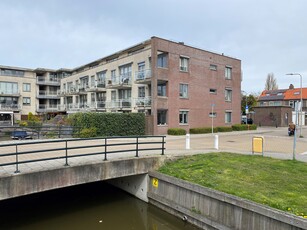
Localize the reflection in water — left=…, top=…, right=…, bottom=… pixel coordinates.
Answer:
left=0, top=181, right=199, bottom=230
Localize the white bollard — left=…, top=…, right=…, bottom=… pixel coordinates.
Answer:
left=186, top=134, right=190, bottom=150
left=214, top=135, right=219, bottom=150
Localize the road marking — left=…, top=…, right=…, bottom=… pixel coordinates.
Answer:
left=301, top=152, right=307, bottom=155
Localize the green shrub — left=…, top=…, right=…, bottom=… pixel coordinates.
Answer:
left=217, top=126, right=233, bottom=132
left=167, top=128, right=187, bottom=135
left=190, top=127, right=217, bottom=134
left=232, top=124, right=257, bottom=131
left=68, top=112, right=145, bottom=136
left=79, top=127, right=98, bottom=138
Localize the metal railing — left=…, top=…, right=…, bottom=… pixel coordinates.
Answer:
left=0, top=136, right=166, bottom=173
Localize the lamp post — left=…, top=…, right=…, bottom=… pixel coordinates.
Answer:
left=286, top=73, right=303, bottom=137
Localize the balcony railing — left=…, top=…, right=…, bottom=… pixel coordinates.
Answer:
left=65, top=101, right=106, bottom=112
left=36, top=76, right=60, bottom=85
left=135, top=69, right=152, bottom=81
left=86, top=80, right=106, bottom=91
left=134, top=97, right=152, bottom=107
left=37, top=104, right=62, bottom=112
left=106, top=99, right=132, bottom=109
left=107, top=74, right=132, bottom=88
left=0, top=104, right=21, bottom=111
left=0, top=90, right=20, bottom=96
left=37, top=90, right=59, bottom=99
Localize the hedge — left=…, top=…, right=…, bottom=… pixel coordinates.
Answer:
left=167, top=128, right=187, bottom=135
left=190, top=127, right=217, bottom=134
left=232, top=124, right=257, bottom=131
left=68, top=112, right=145, bottom=137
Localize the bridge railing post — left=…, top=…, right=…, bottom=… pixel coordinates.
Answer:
left=14, top=143, right=20, bottom=173
left=161, top=136, right=165, bottom=155
left=104, top=138, right=107, bottom=161
left=64, top=140, right=69, bottom=166
left=135, top=137, right=139, bottom=157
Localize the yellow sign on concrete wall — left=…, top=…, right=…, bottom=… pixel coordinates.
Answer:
left=152, top=178, right=159, bottom=188
left=253, top=136, right=264, bottom=154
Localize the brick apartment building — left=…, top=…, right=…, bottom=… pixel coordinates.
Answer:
left=0, top=37, right=242, bottom=134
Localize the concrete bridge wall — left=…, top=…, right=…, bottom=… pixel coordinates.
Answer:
left=0, top=156, right=162, bottom=201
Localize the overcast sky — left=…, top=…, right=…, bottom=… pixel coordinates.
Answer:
left=1, top=0, right=306, bottom=94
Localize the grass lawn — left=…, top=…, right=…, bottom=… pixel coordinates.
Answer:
left=158, top=152, right=307, bottom=218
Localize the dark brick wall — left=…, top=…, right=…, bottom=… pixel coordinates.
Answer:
left=253, top=106, right=293, bottom=127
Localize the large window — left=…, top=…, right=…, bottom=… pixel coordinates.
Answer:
left=225, top=66, right=232, bottom=79
left=157, top=53, right=168, bottom=68
left=23, top=83, right=31, bottom=92
left=179, top=57, right=189, bottom=72
left=179, top=84, right=188, bottom=98
left=23, top=97, right=31, bottom=105
left=157, top=110, right=167, bottom=125
left=0, top=69, right=24, bottom=77
left=179, top=111, right=189, bottom=124
left=158, top=82, right=167, bottom=96
left=97, top=71, right=106, bottom=87
left=225, top=89, right=232, bottom=102
left=138, top=86, right=145, bottom=98
left=0, top=82, right=18, bottom=94
left=225, top=111, right=232, bottom=123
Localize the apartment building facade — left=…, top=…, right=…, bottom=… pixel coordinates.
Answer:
left=0, top=37, right=242, bottom=134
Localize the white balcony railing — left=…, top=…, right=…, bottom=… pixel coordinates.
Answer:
left=37, top=76, right=60, bottom=85
left=134, top=97, right=151, bottom=107
left=37, top=90, right=59, bottom=98
left=135, top=69, right=151, bottom=81
left=0, top=104, right=21, bottom=110
left=106, top=99, right=132, bottom=109
left=108, top=74, right=131, bottom=87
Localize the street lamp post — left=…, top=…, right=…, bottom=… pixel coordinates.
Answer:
left=286, top=73, right=303, bottom=137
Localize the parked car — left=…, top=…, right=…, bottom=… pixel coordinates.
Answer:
left=11, top=131, right=32, bottom=140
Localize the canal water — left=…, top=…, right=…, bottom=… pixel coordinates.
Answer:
left=0, top=181, right=200, bottom=230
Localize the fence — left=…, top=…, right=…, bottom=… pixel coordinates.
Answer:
left=0, top=136, right=165, bottom=173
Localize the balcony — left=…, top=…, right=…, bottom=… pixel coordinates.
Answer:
left=36, top=76, right=60, bottom=86
left=0, top=90, right=21, bottom=97
left=36, top=104, right=63, bottom=113
left=134, top=97, right=151, bottom=109
left=135, top=69, right=152, bottom=84
left=106, top=99, right=132, bottom=110
left=65, top=101, right=106, bottom=112
left=86, top=81, right=106, bottom=92
left=107, top=74, right=131, bottom=89
left=0, top=104, right=21, bottom=111
left=37, top=90, right=60, bottom=99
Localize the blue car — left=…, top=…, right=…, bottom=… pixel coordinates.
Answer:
left=11, top=131, right=32, bottom=140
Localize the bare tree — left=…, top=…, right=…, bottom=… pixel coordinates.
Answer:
left=264, top=73, right=278, bottom=90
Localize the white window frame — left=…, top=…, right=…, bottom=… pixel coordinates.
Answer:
left=210, top=64, right=217, bottom=71
left=225, top=66, right=232, bottom=79
left=179, top=84, right=188, bottom=98
left=209, top=112, right=217, bottom=118
left=225, top=89, right=232, bottom=102
left=225, top=111, right=232, bottom=123
left=179, top=110, right=189, bottom=124
left=179, top=56, right=189, bottom=72
left=23, top=97, right=31, bottom=105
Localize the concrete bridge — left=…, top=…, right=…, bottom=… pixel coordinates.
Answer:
left=0, top=136, right=166, bottom=202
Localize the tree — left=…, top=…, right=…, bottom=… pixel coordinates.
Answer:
left=241, top=93, right=258, bottom=115
left=264, top=73, right=278, bottom=90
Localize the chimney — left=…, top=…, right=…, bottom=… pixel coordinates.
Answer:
left=289, top=84, right=294, bottom=89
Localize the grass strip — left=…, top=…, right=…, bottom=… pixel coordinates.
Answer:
left=158, top=152, right=307, bottom=218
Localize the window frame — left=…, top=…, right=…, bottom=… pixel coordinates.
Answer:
left=225, top=66, right=232, bottom=79
left=179, top=110, right=189, bottom=125
left=179, top=56, right=189, bottom=72
left=179, top=83, right=188, bottom=98
left=225, top=111, right=232, bottom=123
left=23, top=97, right=31, bottom=106
left=23, top=83, right=31, bottom=92
left=157, top=109, right=167, bottom=125
left=225, top=88, right=232, bottom=102
left=157, top=53, right=168, bottom=68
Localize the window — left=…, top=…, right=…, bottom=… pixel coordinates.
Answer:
left=209, top=112, right=217, bottom=118
left=97, top=71, right=106, bottom=87
left=137, top=62, right=146, bottom=80
left=0, top=82, right=18, bottom=94
left=91, top=93, right=95, bottom=103
left=179, top=57, right=189, bottom=72
left=23, top=97, right=31, bottom=105
left=138, top=86, right=145, bottom=98
left=225, top=111, right=232, bottom=123
left=225, top=89, right=232, bottom=101
left=111, top=70, right=116, bottom=82
left=23, top=83, right=31, bottom=92
left=157, top=110, right=167, bottom=125
left=158, top=82, right=167, bottom=96
left=210, top=64, right=217, bottom=71
left=210, top=88, right=217, bottom=94
left=0, top=69, right=24, bottom=77
left=225, top=66, right=232, bottom=79
left=157, top=53, right=168, bottom=68
left=179, top=111, right=189, bottom=124
left=179, top=84, right=188, bottom=98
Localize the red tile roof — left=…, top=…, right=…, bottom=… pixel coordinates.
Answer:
left=284, top=88, right=307, bottom=100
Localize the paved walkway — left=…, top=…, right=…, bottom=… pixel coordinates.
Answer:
left=0, top=127, right=306, bottom=176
